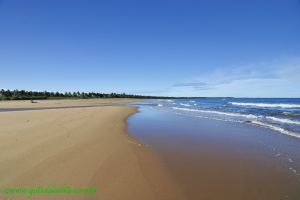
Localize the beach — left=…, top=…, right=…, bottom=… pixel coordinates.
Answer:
left=0, top=99, right=185, bottom=200
left=0, top=98, right=139, bottom=109
left=1, top=98, right=300, bottom=200
left=2, top=0, right=299, bottom=199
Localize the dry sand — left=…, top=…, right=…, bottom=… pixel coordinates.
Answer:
left=0, top=100, right=185, bottom=200
left=0, top=98, right=139, bottom=109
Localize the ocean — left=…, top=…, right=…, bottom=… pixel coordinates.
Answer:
left=141, top=98, right=300, bottom=139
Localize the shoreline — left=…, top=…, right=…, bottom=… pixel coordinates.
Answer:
left=128, top=105, right=300, bottom=200
left=0, top=99, right=185, bottom=200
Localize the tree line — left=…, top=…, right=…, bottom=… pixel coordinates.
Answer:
left=0, top=89, right=174, bottom=100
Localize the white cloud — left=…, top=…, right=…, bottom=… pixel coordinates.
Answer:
left=168, top=56, right=300, bottom=97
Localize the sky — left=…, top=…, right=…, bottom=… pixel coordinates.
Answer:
left=0, top=0, right=299, bottom=97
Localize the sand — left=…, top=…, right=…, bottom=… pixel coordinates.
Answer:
left=0, top=99, right=185, bottom=200
left=0, top=98, right=139, bottom=109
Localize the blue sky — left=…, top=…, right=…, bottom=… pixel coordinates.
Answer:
left=0, top=0, right=299, bottom=97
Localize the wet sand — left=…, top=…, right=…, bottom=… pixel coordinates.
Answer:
left=128, top=106, right=300, bottom=200
left=0, top=99, right=185, bottom=200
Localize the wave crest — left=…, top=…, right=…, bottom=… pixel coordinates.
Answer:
left=179, top=103, right=192, bottom=107
left=250, top=121, right=300, bottom=138
left=172, top=107, right=258, bottom=119
left=266, top=116, right=300, bottom=125
left=229, top=102, right=300, bottom=108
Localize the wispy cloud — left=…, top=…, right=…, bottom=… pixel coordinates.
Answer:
left=190, top=57, right=299, bottom=89
left=168, top=56, right=300, bottom=97
left=172, top=82, right=213, bottom=90
left=130, top=88, right=171, bottom=95
left=131, top=56, right=300, bottom=97
left=276, top=57, right=300, bottom=81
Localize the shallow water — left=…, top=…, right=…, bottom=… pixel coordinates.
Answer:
left=128, top=102, right=300, bottom=200
left=151, top=98, right=300, bottom=138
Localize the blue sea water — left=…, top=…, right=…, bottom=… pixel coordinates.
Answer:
left=138, top=98, right=300, bottom=138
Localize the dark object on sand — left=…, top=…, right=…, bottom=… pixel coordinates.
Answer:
left=30, top=99, right=37, bottom=103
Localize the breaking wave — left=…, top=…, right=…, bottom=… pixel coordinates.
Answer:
left=250, top=121, right=300, bottom=139
left=266, top=116, right=300, bottom=125
left=172, top=107, right=259, bottom=119
left=230, top=102, right=300, bottom=109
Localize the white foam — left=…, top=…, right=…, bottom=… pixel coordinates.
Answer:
left=164, top=106, right=300, bottom=139
left=250, top=121, right=300, bottom=139
left=157, top=104, right=163, bottom=107
left=229, top=102, right=300, bottom=108
left=266, top=116, right=300, bottom=125
left=166, top=100, right=173, bottom=102
left=283, top=112, right=300, bottom=117
left=289, top=167, right=297, bottom=174
left=179, top=103, right=192, bottom=107
left=172, top=107, right=259, bottom=119
left=170, top=108, right=244, bottom=124
left=195, top=115, right=243, bottom=123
